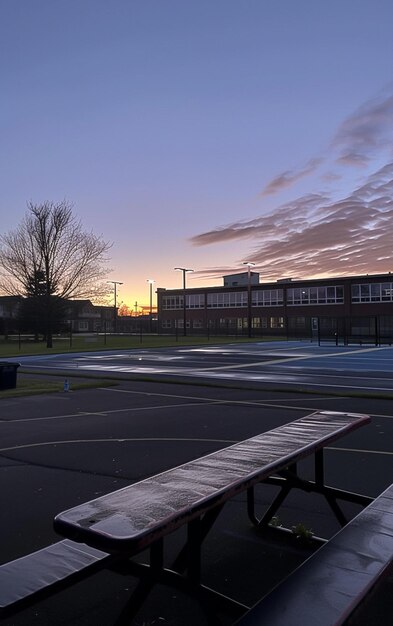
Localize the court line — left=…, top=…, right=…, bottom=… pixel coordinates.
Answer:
left=0, top=437, right=236, bottom=453
left=1, top=438, right=391, bottom=456
left=197, top=345, right=386, bottom=371
left=99, top=387, right=393, bottom=420
left=328, top=446, right=393, bottom=456
left=3, top=385, right=392, bottom=425
left=0, top=401, right=224, bottom=424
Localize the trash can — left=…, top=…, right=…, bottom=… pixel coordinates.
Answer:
left=0, top=362, right=20, bottom=390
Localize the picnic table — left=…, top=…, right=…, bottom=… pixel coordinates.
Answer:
left=3, top=409, right=391, bottom=625
left=52, top=410, right=372, bottom=622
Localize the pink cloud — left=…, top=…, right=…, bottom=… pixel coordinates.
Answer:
left=260, top=158, right=323, bottom=196
left=191, top=162, right=393, bottom=281
left=333, top=92, right=393, bottom=165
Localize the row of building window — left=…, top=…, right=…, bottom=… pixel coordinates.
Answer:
left=351, top=283, right=393, bottom=302
left=161, top=291, right=284, bottom=310
left=161, top=283, right=393, bottom=310
left=162, top=315, right=393, bottom=331
left=162, top=317, right=286, bottom=329
left=252, top=289, right=283, bottom=306
left=287, top=286, right=344, bottom=305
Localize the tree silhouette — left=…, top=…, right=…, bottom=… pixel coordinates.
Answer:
left=0, top=201, right=111, bottom=347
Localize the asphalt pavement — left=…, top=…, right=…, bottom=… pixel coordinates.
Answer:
left=1, top=376, right=393, bottom=625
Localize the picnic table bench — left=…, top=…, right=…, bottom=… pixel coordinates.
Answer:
left=2, top=409, right=388, bottom=625
left=236, top=481, right=393, bottom=625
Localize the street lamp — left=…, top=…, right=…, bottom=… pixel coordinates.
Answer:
left=147, top=279, right=155, bottom=332
left=242, top=262, right=255, bottom=338
left=174, top=267, right=193, bottom=336
left=107, top=280, right=123, bottom=333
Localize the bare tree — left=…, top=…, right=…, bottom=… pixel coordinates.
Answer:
left=0, top=201, right=112, bottom=347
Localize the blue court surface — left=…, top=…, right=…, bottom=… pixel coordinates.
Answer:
left=12, top=340, right=393, bottom=394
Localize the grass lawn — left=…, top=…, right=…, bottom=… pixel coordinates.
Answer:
left=0, top=333, right=271, bottom=358
left=0, top=376, right=117, bottom=398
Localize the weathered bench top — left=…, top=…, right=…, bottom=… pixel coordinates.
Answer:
left=54, top=411, right=370, bottom=554
left=0, top=540, right=109, bottom=613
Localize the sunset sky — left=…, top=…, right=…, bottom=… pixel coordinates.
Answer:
left=2, top=1, right=393, bottom=310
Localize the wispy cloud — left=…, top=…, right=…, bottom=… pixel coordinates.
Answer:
left=260, top=158, right=323, bottom=196
left=332, top=92, right=393, bottom=166
left=191, top=87, right=393, bottom=281
left=259, top=88, right=393, bottom=195
left=191, top=162, right=393, bottom=280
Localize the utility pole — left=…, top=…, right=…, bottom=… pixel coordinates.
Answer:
left=147, top=279, right=155, bottom=332
left=174, top=267, right=193, bottom=336
left=107, top=280, right=123, bottom=333
left=242, top=262, right=255, bottom=338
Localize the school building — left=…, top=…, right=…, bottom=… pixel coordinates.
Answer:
left=156, top=272, right=393, bottom=344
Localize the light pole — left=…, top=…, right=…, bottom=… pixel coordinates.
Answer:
left=107, top=280, right=123, bottom=333
left=147, top=279, right=155, bottom=332
left=174, top=267, right=193, bottom=336
left=242, top=262, right=255, bottom=338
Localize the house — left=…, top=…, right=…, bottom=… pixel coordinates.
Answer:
left=65, top=300, right=114, bottom=333
left=0, top=296, right=23, bottom=334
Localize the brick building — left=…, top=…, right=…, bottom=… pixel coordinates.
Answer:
left=157, top=272, right=393, bottom=343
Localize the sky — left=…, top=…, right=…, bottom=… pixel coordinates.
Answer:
left=1, top=0, right=393, bottom=310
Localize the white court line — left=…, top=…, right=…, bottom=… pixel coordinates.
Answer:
left=328, top=446, right=393, bottom=456
left=1, top=438, right=391, bottom=457
left=0, top=401, right=224, bottom=424
left=182, top=369, right=393, bottom=393
left=100, top=387, right=393, bottom=420
left=197, top=345, right=387, bottom=371
left=204, top=368, right=393, bottom=383
left=0, top=437, right=236, bottom=453
left=3, top=385, right=392, bottom=425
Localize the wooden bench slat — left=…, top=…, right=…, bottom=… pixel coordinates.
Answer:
left=235, top=483, right=393, bottom=626
left=0, top=539, right=109, bottom=612
left=54, top=411, right=369, bottom=553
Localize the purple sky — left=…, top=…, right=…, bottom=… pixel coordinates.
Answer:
left=1, top=1, right=393, bottom=309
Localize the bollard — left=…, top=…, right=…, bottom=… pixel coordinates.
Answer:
left=64, top=379, right=70, bottom=392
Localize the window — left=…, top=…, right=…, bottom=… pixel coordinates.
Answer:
left=163, top=294, right=204, bottom=309
left=288, top=316, right=306, bottom=329
left=310, top=287, right=318, bottom=304
left=351, top=285, right=360, bottom=302
left=352, top=282, right=393, bottom=303
left=162, top=320, right=172, bottom=328
left=252, top=289, right=283, bottom=307
left=270, top=317, right=284, bottom=328
left=382, top=284, right=393, bottom=301
left=218, top=318, right=237, bottom=328
left=193, top=320, right=203, bottom=328
left=162, top=295, right=183, bottom=310
left=237, top=318, right=248, bottom=328
left=186, top=294, right=205, bottom=309
left=78, top=321, right=89, bottom=331
left=176, top=319, right=190, bottom=328
left=287, top=286, right=344, bottom=305
left=361, top=284, right=370, bottom=302
left=207, top=292, right=248, bottom=308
